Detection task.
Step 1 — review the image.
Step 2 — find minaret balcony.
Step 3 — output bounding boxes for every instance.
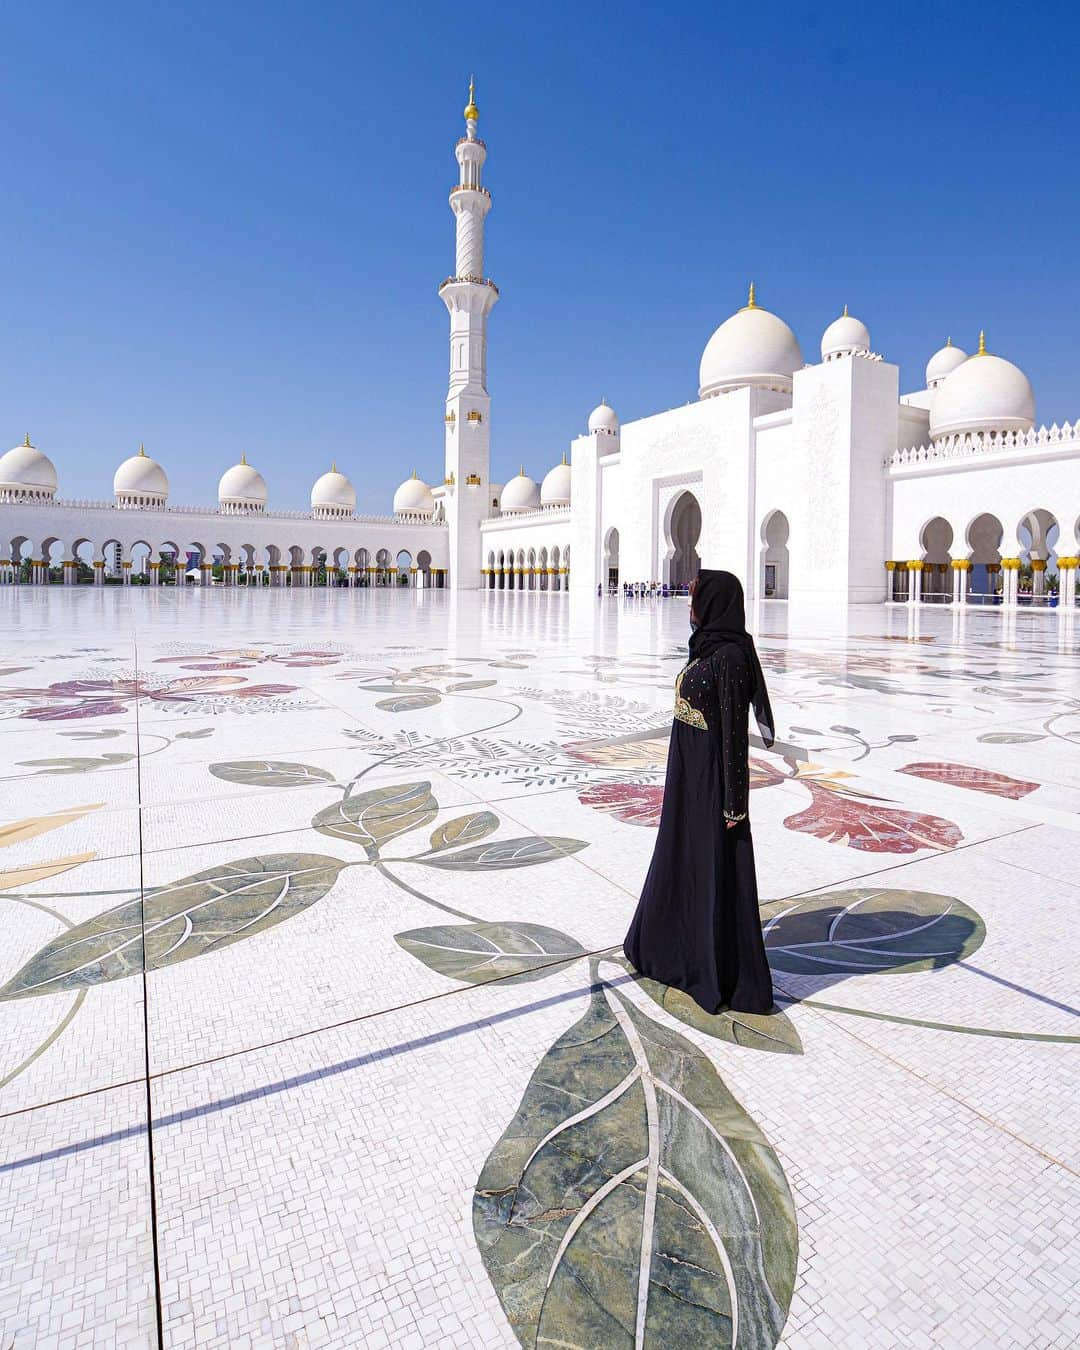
[456,136,487,150]
[438,274,499,296]
[450,183,490,200]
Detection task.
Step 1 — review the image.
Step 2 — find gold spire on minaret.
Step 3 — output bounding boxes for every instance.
[464,75,479,121]
[977,329,987,356]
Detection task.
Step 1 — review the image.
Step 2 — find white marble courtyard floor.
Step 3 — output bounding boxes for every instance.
[0,587,1077,1349]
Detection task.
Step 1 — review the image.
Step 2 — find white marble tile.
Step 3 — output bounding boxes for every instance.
[0,1084,157,1348]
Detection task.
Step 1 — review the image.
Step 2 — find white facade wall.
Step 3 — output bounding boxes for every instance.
[887,438,1080,559]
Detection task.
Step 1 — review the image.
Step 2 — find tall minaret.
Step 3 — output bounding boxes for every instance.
[440,76,498,589]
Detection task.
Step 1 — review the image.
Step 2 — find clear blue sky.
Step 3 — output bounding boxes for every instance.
[4,1,1077,511]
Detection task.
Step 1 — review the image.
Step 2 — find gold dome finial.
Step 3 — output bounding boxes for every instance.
[561,451,567,465]
[138,442,146,456]
[843,303,849,317]
[946,335,952,347]
[977,329,987,356]
[412,467,418,479]
[240,451,247,465]
[464,75,479,121]
[331,460,337,473]
[746,281,757,309]
[24,432,31,447]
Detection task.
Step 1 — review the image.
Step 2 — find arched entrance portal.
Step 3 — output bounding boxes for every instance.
[966,513,1003,605]
[920,517,953,603]
[666,491,701,590]
[760,510,790,599]
[603,527,619,592]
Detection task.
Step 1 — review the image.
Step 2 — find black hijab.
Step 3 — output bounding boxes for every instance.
[687,569,775,747]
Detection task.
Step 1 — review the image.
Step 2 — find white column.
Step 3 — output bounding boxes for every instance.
[908,562,922,605]
[1001,560,1020,606]
[1058,559,1077,608]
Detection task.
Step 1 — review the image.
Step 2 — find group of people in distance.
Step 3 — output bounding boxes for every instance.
[597,580,691,598]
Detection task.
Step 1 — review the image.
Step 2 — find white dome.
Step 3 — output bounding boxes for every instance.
[0,436,57,500]
[393,471,435,516]
[821,308,870,361]
[540,455,571,507]
[699,286,803,398]
[113,445,168,503]
[311,465,356,516]
[929,335,1035,440]
[218,455,268,512]
[588,400,619,436]
[925,338,969,389]
[499,467,541,514]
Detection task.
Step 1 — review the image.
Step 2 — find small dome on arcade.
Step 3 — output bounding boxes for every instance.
[393,470,435,517]
[540,453,571,507]
[925,337,969,389]
[311,463,356,517]
[218,453,268,514]
[929,331,1035,440]
[0,434,58,502]
[699,283,803,398]
[820,305,870,361]
[588,399,620,436]
[114,444,168,505]
[499,466,541,514]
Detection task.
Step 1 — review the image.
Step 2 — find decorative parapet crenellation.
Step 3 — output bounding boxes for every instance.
[886,421,1080,473]
[480,505,571,530]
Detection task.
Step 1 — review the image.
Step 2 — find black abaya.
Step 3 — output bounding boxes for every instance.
[623,641,775,1015]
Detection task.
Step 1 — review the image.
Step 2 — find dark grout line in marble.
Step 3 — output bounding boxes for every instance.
[0,816,1058,1130]
[784,822,1042,900]
[0,946,625,1125]
[774,981,1080,1178]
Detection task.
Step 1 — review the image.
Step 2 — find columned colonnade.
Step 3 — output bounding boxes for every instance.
[884,503,1080,609]
[0,524,449,589]
[482,544,571,591]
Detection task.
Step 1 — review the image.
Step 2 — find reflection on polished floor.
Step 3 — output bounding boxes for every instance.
[1,587,1078,1349]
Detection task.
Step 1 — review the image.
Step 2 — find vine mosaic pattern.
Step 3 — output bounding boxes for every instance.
[2,597,1078,1347]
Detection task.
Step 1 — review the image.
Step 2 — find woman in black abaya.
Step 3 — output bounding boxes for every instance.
[623,569,776,1014]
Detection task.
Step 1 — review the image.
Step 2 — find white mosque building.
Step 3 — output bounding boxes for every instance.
[1,83,1077,607]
